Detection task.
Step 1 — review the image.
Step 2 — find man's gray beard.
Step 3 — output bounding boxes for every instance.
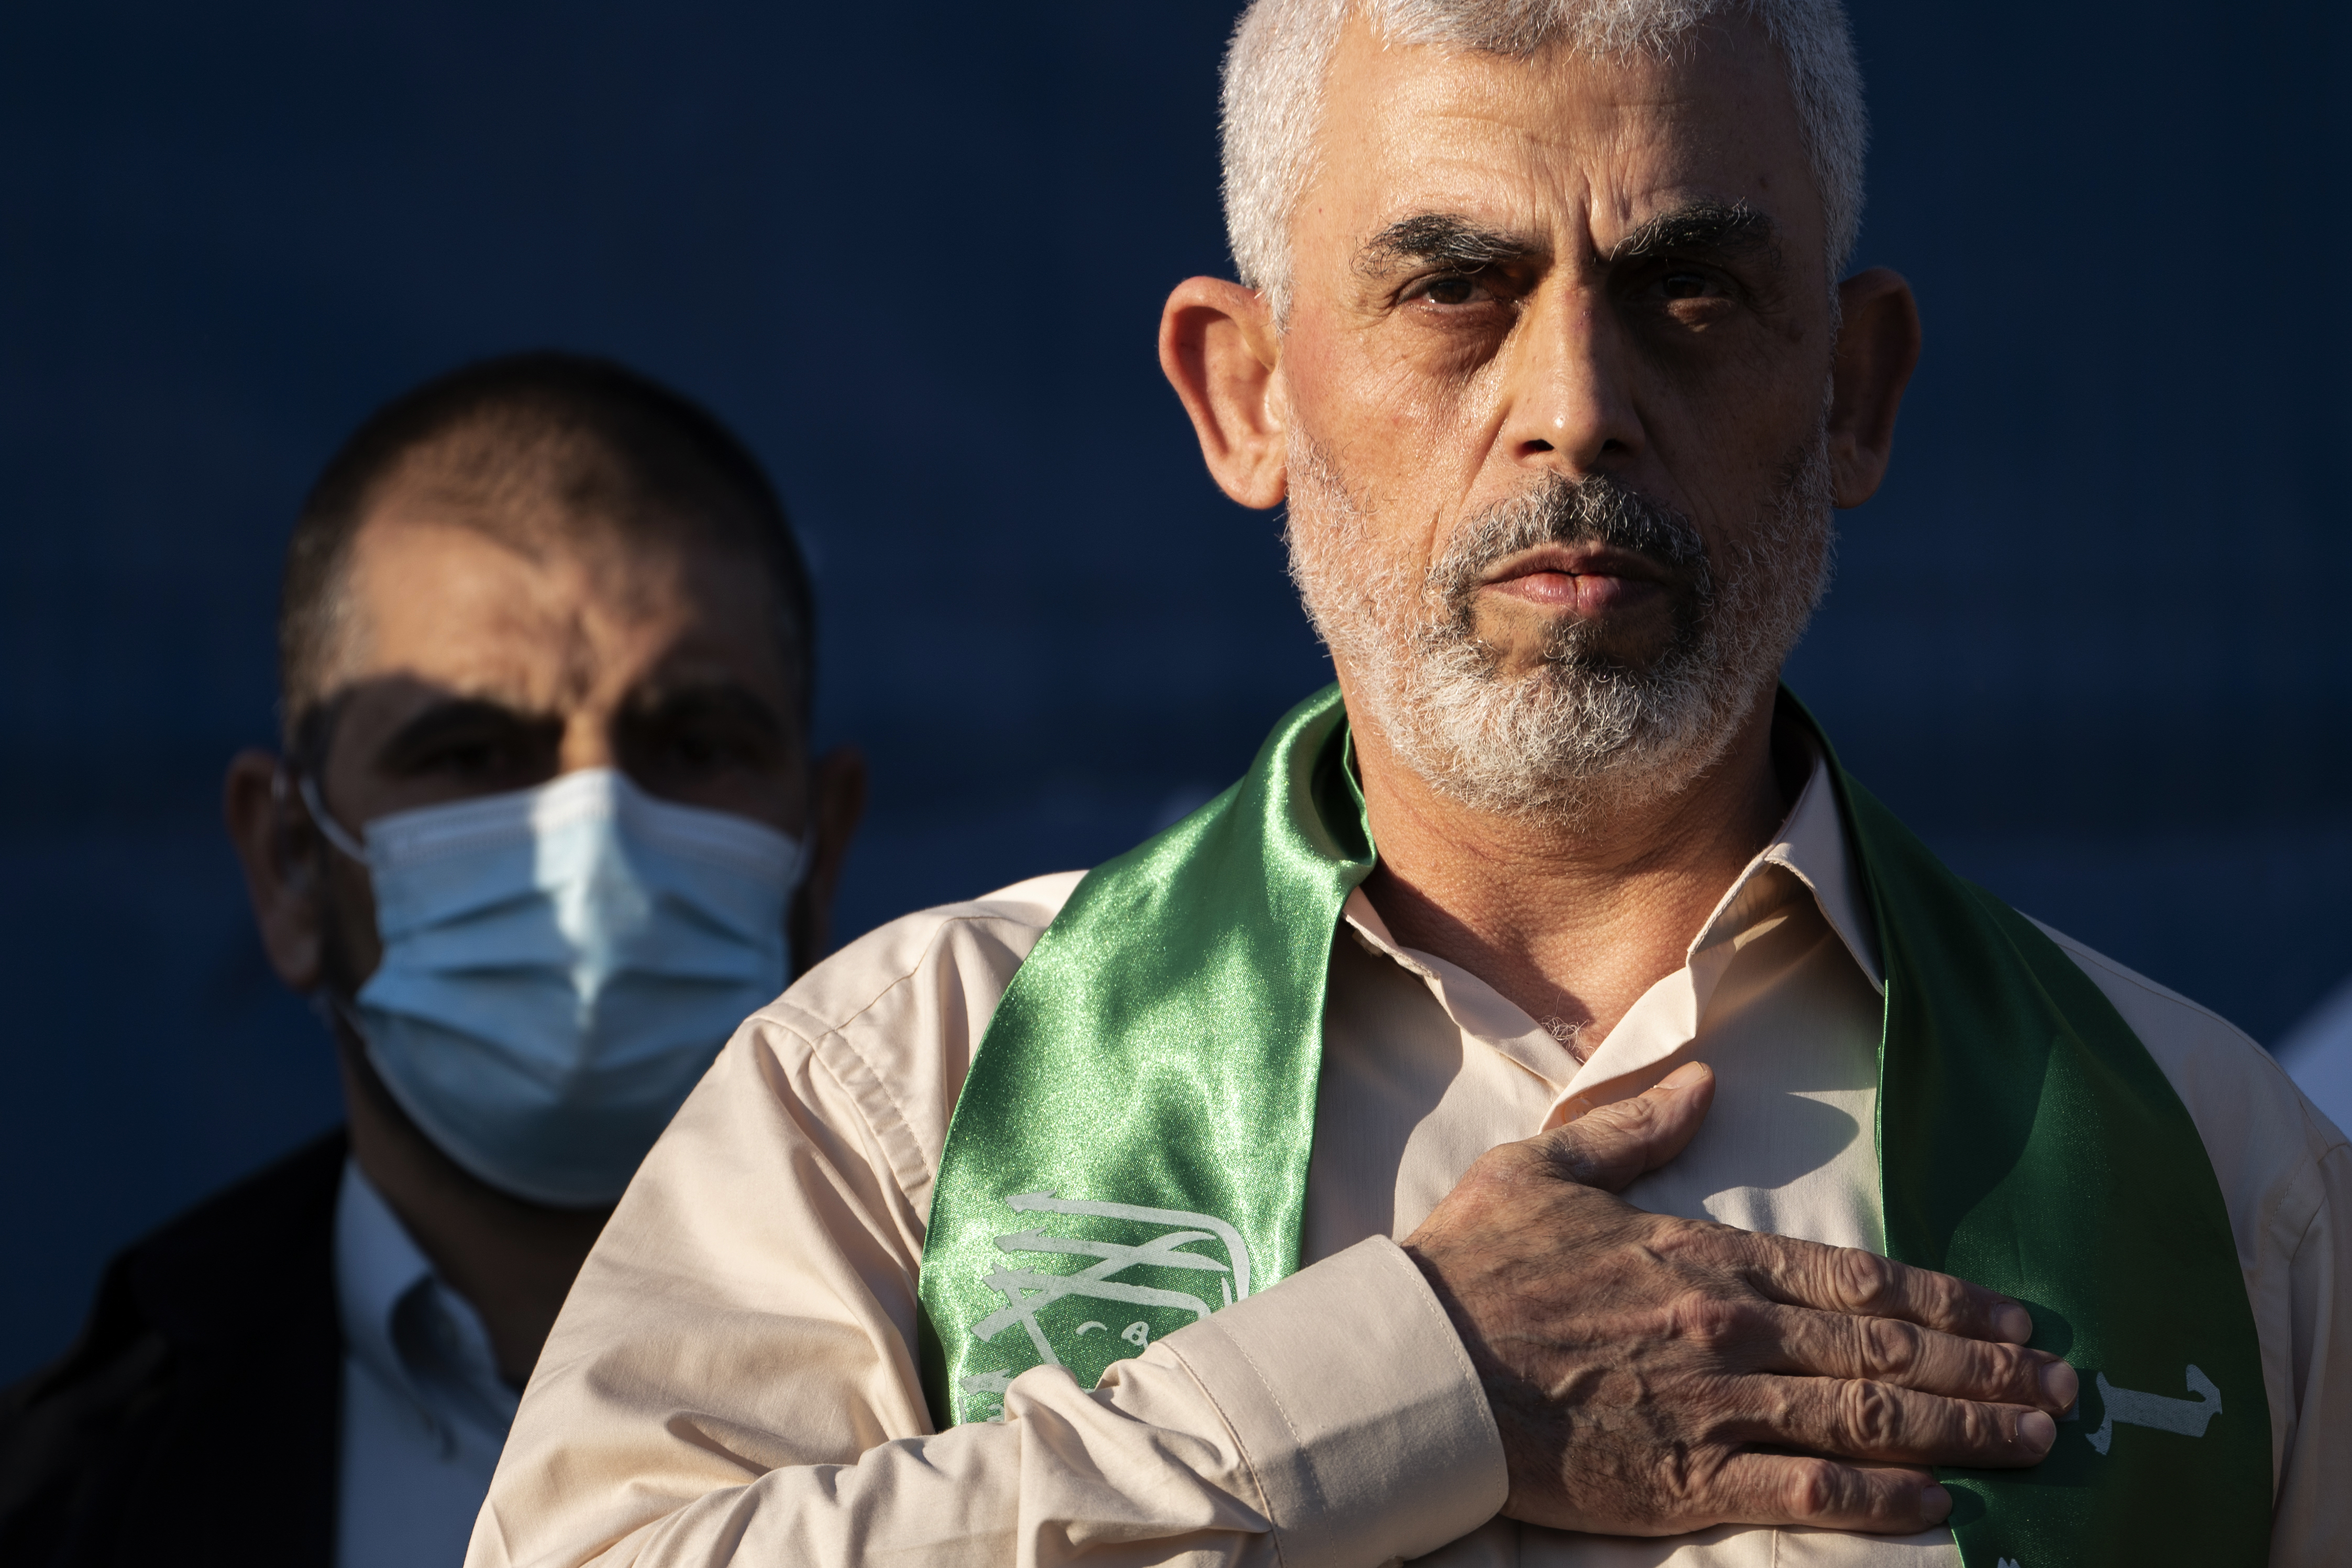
[1285,434,1836,821]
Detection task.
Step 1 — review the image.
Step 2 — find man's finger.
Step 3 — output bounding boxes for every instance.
[1734,1375,2057,1469]
[1706,1454,1950,1534]
[1752,1302,2078,1411]
[1735,1231,2036,1345]
[1538,1062,1716,1192]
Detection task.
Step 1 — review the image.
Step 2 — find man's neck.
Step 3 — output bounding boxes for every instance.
[1352,681,1791,1056]
[332,1037,609,1385]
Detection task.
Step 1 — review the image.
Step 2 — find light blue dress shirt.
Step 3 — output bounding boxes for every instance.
[333,1161,518,1568]
[2276,977,2352,1139]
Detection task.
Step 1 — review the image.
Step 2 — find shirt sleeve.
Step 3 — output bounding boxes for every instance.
[465,904,1505,1568]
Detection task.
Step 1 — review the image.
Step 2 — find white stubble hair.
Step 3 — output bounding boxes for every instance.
[1284,425,1838,820]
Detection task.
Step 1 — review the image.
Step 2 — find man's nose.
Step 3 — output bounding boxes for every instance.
[1496,284,1642,478]
[557,713,620,775]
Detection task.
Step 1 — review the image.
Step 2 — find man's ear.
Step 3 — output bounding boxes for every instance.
[1827,267,1923,509]
[223,748,325,991]
[1160,277,1288,510]
[788,743,868,975]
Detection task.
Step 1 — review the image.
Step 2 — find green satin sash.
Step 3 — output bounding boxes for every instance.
[917,684,2270,1566]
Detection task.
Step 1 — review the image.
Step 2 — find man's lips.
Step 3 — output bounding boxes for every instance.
[1479,544,1671,616]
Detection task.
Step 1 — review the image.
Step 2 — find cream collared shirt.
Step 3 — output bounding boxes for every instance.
[470,756,2351,1568]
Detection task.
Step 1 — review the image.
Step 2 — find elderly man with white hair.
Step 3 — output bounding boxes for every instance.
[470,3,2350,1565]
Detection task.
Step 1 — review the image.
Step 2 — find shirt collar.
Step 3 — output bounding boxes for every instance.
[1339,735,1883,1100]
[1705,735,1882,994]
[334,1159,518,1449]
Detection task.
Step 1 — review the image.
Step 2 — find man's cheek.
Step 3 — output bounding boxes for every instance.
[1668,460,1787,562]
[1298,313,1474,425]
[1643,380,1805,505]
[1360,362,1496,489]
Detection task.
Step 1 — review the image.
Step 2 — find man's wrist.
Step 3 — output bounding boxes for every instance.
[1155,1236,1507,1568]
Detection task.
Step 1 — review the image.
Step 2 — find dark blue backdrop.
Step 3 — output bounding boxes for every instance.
[4,1,2347,1383]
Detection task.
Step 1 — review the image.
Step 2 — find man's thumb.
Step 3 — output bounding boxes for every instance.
[1541,1062,1716,1192]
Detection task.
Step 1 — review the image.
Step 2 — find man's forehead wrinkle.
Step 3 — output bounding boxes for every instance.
[345,631,588,715]
[1334,54,1782,252]
[340,573,600,720]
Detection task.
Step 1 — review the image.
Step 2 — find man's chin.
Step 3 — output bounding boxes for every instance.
[1466,611,1682,683]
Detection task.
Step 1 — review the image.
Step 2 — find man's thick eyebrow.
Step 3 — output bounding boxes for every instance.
[630,677,789,737]
[1608,200,1779,264]
[376,695,560,764]
[1357,213,1539,278]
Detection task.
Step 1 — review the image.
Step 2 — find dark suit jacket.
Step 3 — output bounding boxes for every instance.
[0,1132,347,1568]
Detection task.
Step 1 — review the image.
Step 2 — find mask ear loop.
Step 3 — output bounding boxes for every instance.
[285,767,370,863]
[281,765,375,1044]
[308,988,371,1045]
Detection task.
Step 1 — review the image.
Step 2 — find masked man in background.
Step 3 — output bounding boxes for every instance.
[470,3,2348,1566]
[0,352,865,1568]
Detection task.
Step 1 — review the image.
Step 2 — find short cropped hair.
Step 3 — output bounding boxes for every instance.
[278,351,815,754]
[1221,0,1868,319]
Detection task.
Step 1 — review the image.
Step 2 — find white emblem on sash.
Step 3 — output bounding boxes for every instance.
[2085,1364,2222,1454]
[957,1192,1250,1414]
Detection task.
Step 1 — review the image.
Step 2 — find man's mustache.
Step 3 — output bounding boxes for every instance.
[1434,474,1711,601]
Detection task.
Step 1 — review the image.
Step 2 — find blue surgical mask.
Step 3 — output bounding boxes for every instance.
[302,767,803,1206]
